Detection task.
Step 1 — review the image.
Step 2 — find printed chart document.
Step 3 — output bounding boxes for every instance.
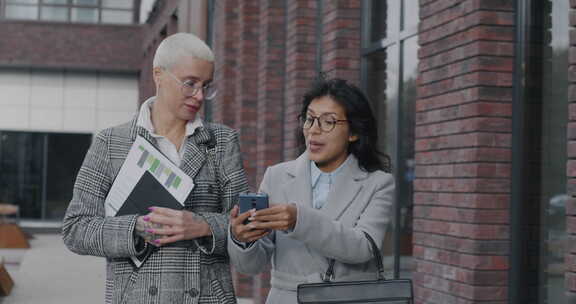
[104,135,195,266]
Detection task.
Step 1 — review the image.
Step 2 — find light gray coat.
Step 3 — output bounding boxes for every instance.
[228,153,394,304]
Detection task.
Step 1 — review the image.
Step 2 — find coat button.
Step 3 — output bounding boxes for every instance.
[149,286,158,296]
[187,288,198,297]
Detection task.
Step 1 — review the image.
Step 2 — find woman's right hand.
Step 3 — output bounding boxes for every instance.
[230,205,270,243]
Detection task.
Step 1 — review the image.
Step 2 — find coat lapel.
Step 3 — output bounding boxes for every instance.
[322,156,367,220]
[179,126,212,180]
[283,153,313,208]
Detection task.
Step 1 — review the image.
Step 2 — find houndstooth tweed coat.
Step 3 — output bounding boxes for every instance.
[62,116,248,304]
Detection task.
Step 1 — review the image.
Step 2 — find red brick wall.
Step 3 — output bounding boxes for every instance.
[256,0,285,182]
[212,0,239,128]
[283,0,319,160]
[211,1,362,303]
[235,0,260,190]
[0,21,141,72]
[567,0,576,301]
[414,0,515,303]
[321,0,361,84]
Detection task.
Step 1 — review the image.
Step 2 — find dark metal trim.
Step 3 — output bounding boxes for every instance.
[393,39,403,280]
[509,0,530,303]
[360,0,371,91]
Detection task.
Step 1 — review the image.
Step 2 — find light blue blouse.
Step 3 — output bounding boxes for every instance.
[310,155,351,209]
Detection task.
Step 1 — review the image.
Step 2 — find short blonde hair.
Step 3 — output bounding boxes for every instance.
[152,33,214,69]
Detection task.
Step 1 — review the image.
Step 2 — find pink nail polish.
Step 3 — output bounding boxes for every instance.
[143,216,150,222]
[148,207,155,211]
[153,239,160,244]
[146,229,154,233]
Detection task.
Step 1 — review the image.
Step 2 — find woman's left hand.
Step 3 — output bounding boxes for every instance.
[248,203,297,231]
[143,207,211,246]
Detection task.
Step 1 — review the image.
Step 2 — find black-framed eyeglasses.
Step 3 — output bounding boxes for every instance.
[299,113,348,133]
[163,68,217,100]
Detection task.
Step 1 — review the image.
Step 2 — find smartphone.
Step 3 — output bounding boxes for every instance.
[238,192,269,215]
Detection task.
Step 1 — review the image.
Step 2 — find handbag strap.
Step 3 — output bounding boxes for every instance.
[322,231,385,282]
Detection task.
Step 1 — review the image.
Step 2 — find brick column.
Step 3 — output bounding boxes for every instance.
[212,0,239,128]
[321,0,361,85]
[256,0,286,183]
[234,0,260,190]
[211,0,250,297]
[566,0,576,301]
[283,0,319,159]
[414,1,515,303]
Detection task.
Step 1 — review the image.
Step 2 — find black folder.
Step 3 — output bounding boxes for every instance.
[116,170,183,216]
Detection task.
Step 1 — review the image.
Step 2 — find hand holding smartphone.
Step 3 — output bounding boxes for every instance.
[238,192,269,214]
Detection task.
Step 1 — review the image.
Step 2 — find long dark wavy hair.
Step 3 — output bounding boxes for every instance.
[297,78,391,173]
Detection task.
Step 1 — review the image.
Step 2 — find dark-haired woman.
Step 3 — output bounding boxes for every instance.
[228,78,395,304]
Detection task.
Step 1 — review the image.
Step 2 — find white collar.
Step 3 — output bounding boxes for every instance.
[137,97,203,138]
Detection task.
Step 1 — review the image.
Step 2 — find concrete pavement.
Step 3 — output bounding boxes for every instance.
[0,233,253,304]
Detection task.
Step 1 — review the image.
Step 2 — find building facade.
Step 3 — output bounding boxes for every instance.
[200,0,572,303]
[0,0,142,224]
[0,0,573,303]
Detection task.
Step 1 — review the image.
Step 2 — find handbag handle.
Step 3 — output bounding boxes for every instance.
[322,231,385,282]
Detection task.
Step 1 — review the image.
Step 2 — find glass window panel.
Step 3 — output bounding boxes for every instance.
[71,7,98,23]
[102,0,133,9]
[43,0,68,4]
[370,0,398,42]
[101,9,132,24]
[45,133,91,220]
[0,132,44,219]
[5,4,38,20]
[539,1,569,303]
[6,0,38,4]
[402,0,419,31]
[399,35,419,277]
[365,46,399,278]
[40,6,68,21]
[73,0,98,5]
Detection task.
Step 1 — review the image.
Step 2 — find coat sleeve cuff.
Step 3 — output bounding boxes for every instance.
[194,212,227,255]
[101,214,141,257]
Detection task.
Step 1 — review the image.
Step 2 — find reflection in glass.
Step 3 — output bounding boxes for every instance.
[43,0,68,4]
[6,0,38,4]
[370,0,388,42]
[101,9,132,24]
[40,6,68,21]
[0,132,44,219]
[45,134,91,220]
[398,35,418,275]
[71,8,98,23]
[538,0,568,303]
[402,0,419,31]
[365,46,398,278]
[102,0,133,9]
[73,0,99,5]
[5,4,38,20]
[0,132,91,220]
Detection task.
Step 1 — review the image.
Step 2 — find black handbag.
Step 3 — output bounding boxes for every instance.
[297,232,414,304]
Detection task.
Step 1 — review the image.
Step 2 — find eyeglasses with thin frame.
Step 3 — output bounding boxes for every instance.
[300,113,348,133]
[163,68,217,100]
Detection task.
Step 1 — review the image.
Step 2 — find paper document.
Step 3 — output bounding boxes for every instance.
[103,136,195,267]
[105,135,194,217]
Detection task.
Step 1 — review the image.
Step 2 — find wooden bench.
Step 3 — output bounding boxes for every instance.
[0,204,29,249]
[0,256,14,296]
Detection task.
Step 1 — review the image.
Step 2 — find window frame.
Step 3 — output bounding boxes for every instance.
[361,0,419,279]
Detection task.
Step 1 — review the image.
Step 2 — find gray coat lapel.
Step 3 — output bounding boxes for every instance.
[283,153,313,208]
[322,156,367,220]
[180,126,212,180]
[128,115,158,148]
